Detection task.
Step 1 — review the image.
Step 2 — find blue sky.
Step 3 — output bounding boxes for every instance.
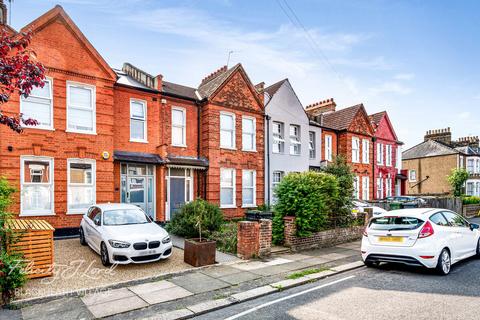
[10,0,480,148]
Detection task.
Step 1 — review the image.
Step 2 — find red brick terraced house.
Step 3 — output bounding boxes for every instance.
[306,103,375,201]
[369,111,405,199]
[0,5,264,233]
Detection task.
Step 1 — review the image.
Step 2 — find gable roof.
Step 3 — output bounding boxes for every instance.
[402,139,460,160]
[369,111,386,126]
[369,111,399,142]
[320,104,364,131]
[20,5,117,80]
[197,64,240,99]
[455,146,480,156]
[264,78,287,98]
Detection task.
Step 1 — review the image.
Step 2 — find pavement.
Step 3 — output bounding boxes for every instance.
[3,241,363,320]
[171,234,240,263]
[197,255,480,320]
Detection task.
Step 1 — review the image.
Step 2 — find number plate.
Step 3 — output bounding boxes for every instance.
[140,249,157,255]
[378,236,404,243]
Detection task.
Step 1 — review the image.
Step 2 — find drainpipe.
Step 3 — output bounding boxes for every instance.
[372,137,377,200]
[265,114,271,207]
[196,101,205,199]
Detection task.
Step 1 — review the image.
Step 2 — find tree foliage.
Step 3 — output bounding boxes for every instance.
[447,168,469,197]
[0,29,46,133]
[272,171,339,244]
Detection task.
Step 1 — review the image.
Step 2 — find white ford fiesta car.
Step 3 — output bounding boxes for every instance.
[80,203,173,266]
[361,208,480,275]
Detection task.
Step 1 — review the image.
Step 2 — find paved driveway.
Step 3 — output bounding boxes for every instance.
[18,238,191,300]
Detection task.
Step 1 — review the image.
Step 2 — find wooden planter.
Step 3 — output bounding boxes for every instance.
[6,220,55,279]
[184,238,216,267]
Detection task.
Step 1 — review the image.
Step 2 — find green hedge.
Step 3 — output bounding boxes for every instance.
[462,196,480,205]
[272,171,339,244]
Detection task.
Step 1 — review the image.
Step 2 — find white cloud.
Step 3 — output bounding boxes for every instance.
[393,73,415,80]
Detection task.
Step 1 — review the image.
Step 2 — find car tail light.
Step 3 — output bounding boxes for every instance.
[419,255,434,259]
[418,221,434,238]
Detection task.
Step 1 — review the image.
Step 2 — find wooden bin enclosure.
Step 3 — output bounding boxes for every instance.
[6,220,55,279]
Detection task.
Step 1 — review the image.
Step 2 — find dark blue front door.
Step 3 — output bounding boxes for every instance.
[170,177,185,220]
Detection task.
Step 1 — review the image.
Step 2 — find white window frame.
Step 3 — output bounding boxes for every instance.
[20,156,55,216]
[130,99,148,143]
[386,145,392,166]
[362,139,369,164]
[409,169,417,182]
[377,143,384,165]
[362,176,370,201]
[242,170,256,207]
[352,137,360,163]
[220,168,236,208]
[20,77,54,130]
[66,81,96,134]
[467,158,475,174]
[171,106,186,147]
[467,182,475,196]
[309,131,316,159]
[289,124,301,156]
[353,176,360,199]
[67,158,96,214]
[220,112,236,149]
[377,176,384,199]
[242,116,256,152]
[386,176,392,197]
[325,135,333,161]
[272,121,285,154]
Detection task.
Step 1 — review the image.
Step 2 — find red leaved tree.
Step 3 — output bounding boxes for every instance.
[0,29,46,133]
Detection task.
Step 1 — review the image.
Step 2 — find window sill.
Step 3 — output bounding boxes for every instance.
[289,153,301,157]
[66,211,86,215]
[220,147,237,151]
[66,130,97,135]
[220,205,237,209]
[24,126,55,131]
[242,205,257,208]
[242,149,257,153]
[172,144,187,148]
[20,212,55,217]
[130,139,149,144]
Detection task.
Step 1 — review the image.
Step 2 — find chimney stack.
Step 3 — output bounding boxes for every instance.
[424,127,452,145]
[305,98,336,117]
[0,0,7,25]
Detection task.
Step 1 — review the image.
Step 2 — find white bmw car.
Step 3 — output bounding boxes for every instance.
[361,208,480,275]
[80,203,173,266]
[352,200,387,216]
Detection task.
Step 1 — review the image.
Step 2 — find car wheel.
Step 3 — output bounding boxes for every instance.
[101,242,112,267]
[364,260,379,268]
[436,248,451,275]
[476,239,480,258]
[79,228,87,246]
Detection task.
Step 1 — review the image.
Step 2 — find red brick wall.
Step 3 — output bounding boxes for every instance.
[237,219,271,259]
[321,128,338,162]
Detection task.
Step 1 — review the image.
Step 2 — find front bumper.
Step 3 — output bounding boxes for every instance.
[361,237,438,268]
[108,241,173,264]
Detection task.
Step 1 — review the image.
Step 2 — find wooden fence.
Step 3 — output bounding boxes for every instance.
[369,197,464,215]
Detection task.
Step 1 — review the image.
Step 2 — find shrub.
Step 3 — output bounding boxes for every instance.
[447,168,469,197]
[462,196,480,205]
[166,198,223,240]
[210,222,238,254]
[272,171,339,244]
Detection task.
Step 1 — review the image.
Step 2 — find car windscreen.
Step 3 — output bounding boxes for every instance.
[369,216,424,231]
[103,209,151,226]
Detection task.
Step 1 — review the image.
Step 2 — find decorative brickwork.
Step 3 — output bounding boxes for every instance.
[283,216,363,251]
[237,219,272,259]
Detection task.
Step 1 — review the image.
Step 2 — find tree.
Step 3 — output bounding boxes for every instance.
[447,168,469,197]
[0,29,46,133]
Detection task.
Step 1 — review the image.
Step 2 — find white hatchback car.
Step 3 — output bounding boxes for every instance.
[80,203,173,266]
[361,208,480,275]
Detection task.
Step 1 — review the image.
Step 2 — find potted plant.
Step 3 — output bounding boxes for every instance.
[166,199,223,267]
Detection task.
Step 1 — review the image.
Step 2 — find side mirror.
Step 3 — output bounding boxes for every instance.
[94,219,101,226]
[469,223,479,231]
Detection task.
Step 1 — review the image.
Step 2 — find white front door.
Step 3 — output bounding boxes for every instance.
[120,163,155,220]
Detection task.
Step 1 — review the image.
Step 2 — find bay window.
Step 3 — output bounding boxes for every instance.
[272,121,284,153]
[172,107,186,146]
[21,156,54,216]
[289,125,301,155]
[220,168,236,208]
[220,112,235,149]
[242,116,256,151]
[67,82,95,133]
[20,78,53,130]
[242,170,256,207]
[68,159,96,213]
[130,99,147,142]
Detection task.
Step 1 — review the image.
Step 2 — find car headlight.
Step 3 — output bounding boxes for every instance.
[162,236,171,244]
[108,240,130,248]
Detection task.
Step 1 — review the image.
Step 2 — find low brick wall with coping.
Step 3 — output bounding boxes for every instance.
[283,216,364,252]
[237,219,272,259]
[463,204,480,218]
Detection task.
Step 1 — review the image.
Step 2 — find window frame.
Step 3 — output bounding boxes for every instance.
[242,116,256,152]
[242,170,256,208]
[409,169,417,182]
[309,131,316,159]
[362,176,370,201]
[129,98,148,143]
[66,81,96,134]
[220,168,236,208]
[67,158,96,214]
[377,143,384,165]
[272,171,284,203]
[20,77,54,131]
[289,124,301,156]
[325,135,333,161]
[362,139,370,164]
[20,156,55,216]
[171,106,186,147]
[220,112,236,150]
[272,121,285,154]
[352,137,360,163]
[353,176,360,199]
[386,145,392,166]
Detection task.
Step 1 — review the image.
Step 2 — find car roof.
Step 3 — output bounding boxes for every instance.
[375,208,443,218]
[91,203,141,211]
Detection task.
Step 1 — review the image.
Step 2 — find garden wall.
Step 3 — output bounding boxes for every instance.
[237,219,272,259]
[463,204,480,218]
[283,216,364,251]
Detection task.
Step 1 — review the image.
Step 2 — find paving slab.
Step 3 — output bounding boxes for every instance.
[138,285,193,305]
[264,257,293,266]
[231,260,268,271]
[87,295,148,318]
[0,309,22,320]
[128,280,177,296]
[274,253,312,261]
[187,298,234,313]
[277,261,315,272]
[219,271,261,285]
[170,272,230,294]
[231,285,277,301]
[22,297,93,320]
[270,277,308,289]
[318,252,350,261]
[140,308,194,320]
[331,260,365,272]
[301,257,330,266]
[81,287,135,306]
[200,265,242,278]
[248,264,291,276]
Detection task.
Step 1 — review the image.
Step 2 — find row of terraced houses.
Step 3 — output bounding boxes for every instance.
[0,4,406,234]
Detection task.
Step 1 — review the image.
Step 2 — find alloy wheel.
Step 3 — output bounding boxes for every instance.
[441,250,451,274]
